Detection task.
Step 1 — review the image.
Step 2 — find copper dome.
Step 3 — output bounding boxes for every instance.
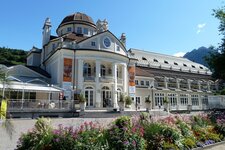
[59,12,96,28]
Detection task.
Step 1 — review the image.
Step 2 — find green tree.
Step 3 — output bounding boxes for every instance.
[206,6,225,80]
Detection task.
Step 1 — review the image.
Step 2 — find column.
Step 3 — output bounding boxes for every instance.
[122,64,127,94]
[95,60,101,108]
[112,63,118,108]
[207,81,211,92]
[164,77,168,89]
[77,59,84,90]
[187,79,191,90]
[199,94,202,110]
[176,78,180,89]
[176,93,180,110]
[198,80,201,91]
[152,89,155,109]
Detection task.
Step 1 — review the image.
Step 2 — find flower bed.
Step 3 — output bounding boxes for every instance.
[16,112,225,150]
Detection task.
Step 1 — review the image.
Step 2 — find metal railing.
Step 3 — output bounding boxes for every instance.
[100,76,114,83]
[7,99,75,110]
[84,76,95,82]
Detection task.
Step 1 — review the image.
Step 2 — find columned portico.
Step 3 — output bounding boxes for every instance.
[112,62,118,108]
[95,60,101,108]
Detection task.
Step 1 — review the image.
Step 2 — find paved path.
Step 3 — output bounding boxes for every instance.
[204,143,225,150]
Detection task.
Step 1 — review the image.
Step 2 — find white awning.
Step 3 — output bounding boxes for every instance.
[0,83,61,92]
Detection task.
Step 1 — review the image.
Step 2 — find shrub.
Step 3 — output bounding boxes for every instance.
[163,141,179,150]
[78,94,86,103]
[207,133,221,142]
[17,118,53,150]
[125,96,132,106]
[176,120,195,139]
[107,116,146,150]
[143,123,165,149]
[119,93,125,102]
[182,137,196,149]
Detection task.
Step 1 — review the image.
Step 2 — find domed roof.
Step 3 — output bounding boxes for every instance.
[59,12,96,28]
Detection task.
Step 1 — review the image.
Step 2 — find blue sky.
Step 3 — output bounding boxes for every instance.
[0,0,224,56]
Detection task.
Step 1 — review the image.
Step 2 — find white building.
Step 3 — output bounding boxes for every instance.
[7,12,218,111]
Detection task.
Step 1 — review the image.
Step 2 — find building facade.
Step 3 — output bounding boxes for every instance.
[25,12,216,111]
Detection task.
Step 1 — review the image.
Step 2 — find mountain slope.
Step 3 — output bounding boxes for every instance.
[183,46,214,67]
[0,47,28,66]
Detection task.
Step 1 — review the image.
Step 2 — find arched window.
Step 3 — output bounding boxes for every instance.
[101,65,106,76]
[83,63,91,77]
[102,86,110,90]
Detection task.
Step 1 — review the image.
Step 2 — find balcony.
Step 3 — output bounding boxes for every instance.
[84,76,95,82]
[154,81,165,88]
[100,76,114,83]
[168,82,177,89]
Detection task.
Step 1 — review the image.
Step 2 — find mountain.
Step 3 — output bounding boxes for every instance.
[183,46,215,67]
[0,47,28,66]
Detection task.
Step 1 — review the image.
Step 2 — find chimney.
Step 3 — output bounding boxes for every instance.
[120,33,126,47]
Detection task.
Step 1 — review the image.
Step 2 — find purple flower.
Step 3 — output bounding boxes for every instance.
[132,140,136,146]
[123,141,129,145]
[54,138,60,143]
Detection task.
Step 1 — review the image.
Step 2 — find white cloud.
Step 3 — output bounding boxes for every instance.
[173,52,186,57]
[197,23,206,34]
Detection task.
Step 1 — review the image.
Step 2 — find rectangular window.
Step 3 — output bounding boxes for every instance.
[146,81,150,86]
[91,41,95,46]
[140,81,144,86]
[154,93,164,106]
[202,95,208,105]
[180,94,188,106]
[131,97,135,101]
[191,94,199,106]
[67,27,72,32]
[136,97,141,105]
[135,80,139,85]
[77,27,82,34]
[84,28,88,34]
[168,93,177,106]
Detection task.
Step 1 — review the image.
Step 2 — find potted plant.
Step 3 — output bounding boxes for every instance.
[118,93,125,111]
[125,95,132,108]
[145,95,151,111]
[78,93,86,111]
[163,96,169,112]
